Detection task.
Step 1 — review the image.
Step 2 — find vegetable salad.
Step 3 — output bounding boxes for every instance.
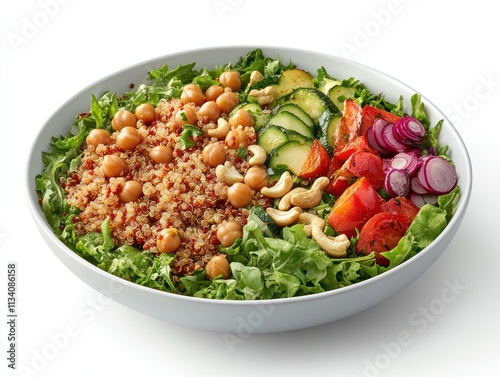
[36,49,460,300]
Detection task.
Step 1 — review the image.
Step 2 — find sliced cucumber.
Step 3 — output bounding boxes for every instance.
[319,114,342,153]
[273,103,315,129]
[267,111,315,139]
[272,69,315,100]
[276,88,340,125]
[328,85,356,112]
[269,140,313,176]
[240,102,270,131]
[318,78,341,95]
[286,129,312,144]
[257,125,289,154]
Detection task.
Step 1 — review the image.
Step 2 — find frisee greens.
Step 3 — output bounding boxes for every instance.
[36,49,460,300]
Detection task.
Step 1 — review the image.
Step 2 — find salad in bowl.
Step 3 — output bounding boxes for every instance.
[28,47,472,332]
[35,48,461,301]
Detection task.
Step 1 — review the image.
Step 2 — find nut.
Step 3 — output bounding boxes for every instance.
[266,207,303,227]
[247,144,267,166]
[290,176,330,209]
[249,86,275,106]
[260,171,294,198]
[207,118,231,139]
[311,226,350,258]
[249,70,264,86]
[278,187,307,211]
[215,161,243,185]
[297,212,326,237]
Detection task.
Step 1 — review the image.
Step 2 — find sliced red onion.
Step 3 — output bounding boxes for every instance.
[409,193,426,208]
[367,118,391,153]
[410,176,429,195]
[422,194,438,205]
[416,156,457,195]
[392,116,426,145]
[384,168,411,197]
[382,123,408,153]
[366,126,387,154]
[389,152,419,176]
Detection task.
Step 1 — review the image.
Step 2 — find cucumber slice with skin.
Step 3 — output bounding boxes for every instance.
[273,103,315,129]
[266,111,315,139]
[257,125,289,154]
[276,87,340,125]
[240,102,270,131]
[286,129,312,144]
[269,140,313,176]
[328,85,356,112]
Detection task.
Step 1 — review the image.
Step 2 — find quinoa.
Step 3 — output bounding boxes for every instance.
[63,97,270,281]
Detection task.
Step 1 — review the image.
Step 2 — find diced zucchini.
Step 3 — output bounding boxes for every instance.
[273,103,315,129]
[328,85,356,112]
[268,140,313,176]
[276,87,339,125]
[240,102,270,132]
[257,125,289,154]
[267,111,315,139]
[272,69,315,100]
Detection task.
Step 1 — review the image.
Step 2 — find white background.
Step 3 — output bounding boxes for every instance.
[1,0,499,376]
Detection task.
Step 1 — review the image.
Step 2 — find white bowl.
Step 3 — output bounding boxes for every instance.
[26,46,472,333]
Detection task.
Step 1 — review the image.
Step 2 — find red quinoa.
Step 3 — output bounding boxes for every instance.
[65,97,268,282]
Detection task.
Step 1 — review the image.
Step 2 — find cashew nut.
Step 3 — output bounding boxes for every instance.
[249,86,275,106]
[215,161,243,185]
[266,207,303,227]
[249,70,264,87]
[278,187,307,211]
[290,176,330,209]
[260,171,293,198]
[297,212,326,237]
[207,118,231,139]
[247,144,267,166]
[311,226,350,258]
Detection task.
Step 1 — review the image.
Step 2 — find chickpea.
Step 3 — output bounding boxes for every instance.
[102,155,127,178]
[225,129,248,149]
[116,126,141,151]
[118,180,143,203]
[180,84,205,106]
[219,71,242,92]
[227,182,253,208]
[216,221,243,247]
[205,254,231,280]
[112,109,137,131]
[149,145,173,164]
[175,105,197,126]
[229,108,255,128]
[135,103,156,125]
[202,142,226,168]
[86,129,111,147]
[205,85,224,101]
[244,166,269,191]
[156,228,182,254]
[198,101,220,123]
[216,91,239,114]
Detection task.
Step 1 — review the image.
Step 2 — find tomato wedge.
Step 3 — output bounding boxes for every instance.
[347,151,385,190]
[328,177,383,238]
[299,139,330,179]
[380,196,420,223]
[334,135,379,162]
[360,105,402,137]
[326,150,385,196]
[334,99,363,153]
[356,212,412,266]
